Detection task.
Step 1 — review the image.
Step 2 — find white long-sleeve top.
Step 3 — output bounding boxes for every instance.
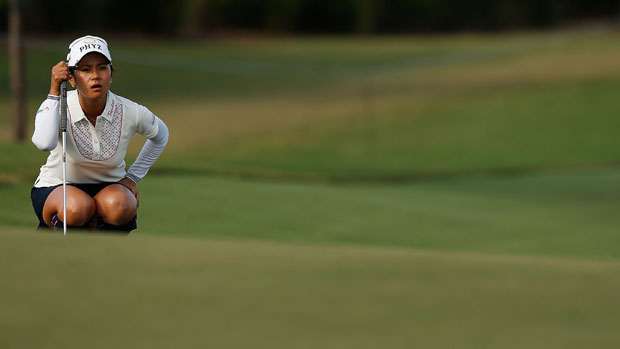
[32,90,168,187]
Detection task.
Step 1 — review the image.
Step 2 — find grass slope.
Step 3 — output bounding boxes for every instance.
[139,170,620,260]
[3,169,620,260]
[1,230,619,349]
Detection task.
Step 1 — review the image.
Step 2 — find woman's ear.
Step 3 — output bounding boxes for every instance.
[69,75,75,88]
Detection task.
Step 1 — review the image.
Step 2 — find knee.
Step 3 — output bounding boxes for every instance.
[96,188,137,226]
[64,196,96,226]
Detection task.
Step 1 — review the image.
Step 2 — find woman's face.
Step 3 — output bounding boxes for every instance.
[69,52,112,101]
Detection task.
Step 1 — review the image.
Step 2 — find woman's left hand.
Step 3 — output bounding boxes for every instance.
[118,177,140,207]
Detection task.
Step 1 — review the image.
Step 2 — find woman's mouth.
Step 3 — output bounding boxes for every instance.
[91,84,102,91]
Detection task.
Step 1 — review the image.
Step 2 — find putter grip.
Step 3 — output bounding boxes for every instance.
[60,81,68,132]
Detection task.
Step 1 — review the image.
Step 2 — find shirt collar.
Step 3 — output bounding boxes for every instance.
[100,92,115,121]
[67,90,114,124]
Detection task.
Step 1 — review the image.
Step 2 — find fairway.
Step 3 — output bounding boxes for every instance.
[3,31,620,180]
[2,30,620,347]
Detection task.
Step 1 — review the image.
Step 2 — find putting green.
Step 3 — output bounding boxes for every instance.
[1,230,619,349]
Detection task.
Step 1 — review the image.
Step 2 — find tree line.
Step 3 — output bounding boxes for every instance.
[4,0,620,35]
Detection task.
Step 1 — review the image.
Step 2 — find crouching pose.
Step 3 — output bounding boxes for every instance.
[30,35,169,232]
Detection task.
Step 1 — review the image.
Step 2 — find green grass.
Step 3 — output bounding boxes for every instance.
[167,79,620,179]
[4,31,620,179]
[144,171,620,260]
[1,230,620,349]
[3,169,620,260]
[2,30,620,347]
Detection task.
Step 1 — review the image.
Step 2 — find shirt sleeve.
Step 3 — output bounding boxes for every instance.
[31,95,60,151]
[135,104,159,139]
[126,117,169,184]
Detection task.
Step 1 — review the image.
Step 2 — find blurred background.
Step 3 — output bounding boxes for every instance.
[2,1,620,348]
[4,0,620,34]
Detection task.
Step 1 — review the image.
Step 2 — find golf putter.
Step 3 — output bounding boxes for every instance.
[60,80,68,235]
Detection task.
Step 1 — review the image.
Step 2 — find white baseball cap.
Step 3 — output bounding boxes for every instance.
[67,35,112,67]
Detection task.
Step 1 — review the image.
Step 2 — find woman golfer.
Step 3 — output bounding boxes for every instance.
[30,35,169,232]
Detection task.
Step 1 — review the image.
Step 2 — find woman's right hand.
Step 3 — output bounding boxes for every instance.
[49,61,70,96]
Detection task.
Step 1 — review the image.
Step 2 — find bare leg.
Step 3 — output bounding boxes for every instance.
[94,184,137,226]
[42,186,96,227]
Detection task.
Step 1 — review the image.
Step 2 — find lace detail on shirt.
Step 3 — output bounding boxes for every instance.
[72,119,95,159]
[71,101,123,161]
[99,102,123,160]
